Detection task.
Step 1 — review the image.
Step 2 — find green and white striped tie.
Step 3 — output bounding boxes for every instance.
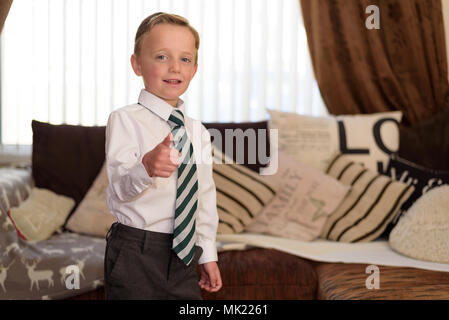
[168,109,198,266]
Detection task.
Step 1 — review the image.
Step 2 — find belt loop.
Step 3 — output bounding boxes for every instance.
[106,222,118,242]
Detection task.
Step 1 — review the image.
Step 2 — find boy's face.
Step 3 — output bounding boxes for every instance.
[131,24,198,107]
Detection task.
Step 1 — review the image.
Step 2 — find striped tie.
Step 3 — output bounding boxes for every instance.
[168,109,198,266]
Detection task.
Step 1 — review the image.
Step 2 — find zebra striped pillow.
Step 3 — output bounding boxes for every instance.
[320,154,415,242]
[212,149,277,234]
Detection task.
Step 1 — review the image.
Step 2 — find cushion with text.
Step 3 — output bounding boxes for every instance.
[246,151,350,241]
[268,109,402,173]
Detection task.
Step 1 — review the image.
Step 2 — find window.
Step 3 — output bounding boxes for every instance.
[1,0,326,145]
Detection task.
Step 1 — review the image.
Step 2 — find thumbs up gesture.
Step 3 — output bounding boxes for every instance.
[142,133,180,178]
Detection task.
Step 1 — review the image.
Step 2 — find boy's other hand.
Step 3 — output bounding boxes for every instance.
[199,261,222,293]
[142,133,180,177]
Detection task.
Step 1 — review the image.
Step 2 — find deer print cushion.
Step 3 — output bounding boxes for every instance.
[0,168,106,299]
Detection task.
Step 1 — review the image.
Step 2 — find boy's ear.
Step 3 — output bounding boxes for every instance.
[131,54,142,76]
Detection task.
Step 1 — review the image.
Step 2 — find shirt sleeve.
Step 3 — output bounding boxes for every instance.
[195,124,219,264]
[105,110,152,202]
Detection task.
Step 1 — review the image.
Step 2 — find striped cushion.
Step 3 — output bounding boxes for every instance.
[320,154,414,242]
[212,149,277,234]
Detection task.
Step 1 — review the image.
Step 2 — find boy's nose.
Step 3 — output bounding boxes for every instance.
[169,60,180,72]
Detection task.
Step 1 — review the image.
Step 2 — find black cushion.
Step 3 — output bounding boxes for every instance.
[32,120,106,209]
[382,154,449,236]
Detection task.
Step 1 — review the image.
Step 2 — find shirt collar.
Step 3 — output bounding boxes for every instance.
[138,89,186,121]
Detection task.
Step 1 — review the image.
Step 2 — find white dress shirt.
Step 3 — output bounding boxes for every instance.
[105,89,218,264]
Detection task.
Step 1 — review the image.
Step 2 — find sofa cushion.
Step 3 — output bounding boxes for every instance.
[383,154,449,234]
[320,154,414,242]
[313,262,449,300]
[389,185,449,264]
[399,107,449,171]
[268,109,402,173]
[245,151,349,241]
[201,248,317,300]
[31,120,106,223]
[8,188,75,241]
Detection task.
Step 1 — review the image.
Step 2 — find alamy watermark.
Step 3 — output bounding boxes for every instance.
[173,123,279,175]
[365,5,380,30]
[65,265,80,290]
[365,265,380,290]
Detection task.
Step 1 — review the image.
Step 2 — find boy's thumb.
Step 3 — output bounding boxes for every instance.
[162,133,172,146]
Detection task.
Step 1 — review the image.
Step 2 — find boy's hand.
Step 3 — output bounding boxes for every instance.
[198,261,222,293]
[142,133,180,178]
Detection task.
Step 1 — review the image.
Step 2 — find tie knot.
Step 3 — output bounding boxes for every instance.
[168,109,185,129]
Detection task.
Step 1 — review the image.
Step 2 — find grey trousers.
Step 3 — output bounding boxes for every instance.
[104,222,203,300]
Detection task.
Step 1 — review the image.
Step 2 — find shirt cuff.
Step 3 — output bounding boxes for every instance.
[111,160,153,201]
[197,239,218,264]
[131,160,153,191]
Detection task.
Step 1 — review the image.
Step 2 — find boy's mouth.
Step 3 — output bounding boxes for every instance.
[163,79,182,84]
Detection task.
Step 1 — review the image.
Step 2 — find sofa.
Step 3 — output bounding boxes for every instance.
[1,110,449,300]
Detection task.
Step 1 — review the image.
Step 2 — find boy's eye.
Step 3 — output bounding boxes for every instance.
[157,55,167,60]
[181,57,191,63]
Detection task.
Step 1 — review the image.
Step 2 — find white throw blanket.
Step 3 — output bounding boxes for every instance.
[216,233,449,273]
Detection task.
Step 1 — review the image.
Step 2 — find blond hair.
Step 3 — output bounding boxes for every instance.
[134,12,200,64]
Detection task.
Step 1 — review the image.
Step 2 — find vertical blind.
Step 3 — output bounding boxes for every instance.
[1,0,326,145]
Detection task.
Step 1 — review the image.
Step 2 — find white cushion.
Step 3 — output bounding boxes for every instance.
[389,185,449,263]
[8,188,75,241]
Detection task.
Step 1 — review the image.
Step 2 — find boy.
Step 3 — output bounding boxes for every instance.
[104,12,222,299]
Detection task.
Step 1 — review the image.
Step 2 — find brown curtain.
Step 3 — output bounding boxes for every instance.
[300,0,449,126]
[0,0,13,34]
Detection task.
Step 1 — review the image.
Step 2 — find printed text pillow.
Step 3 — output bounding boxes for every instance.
[268,110,402,173]
[246,151,349,241]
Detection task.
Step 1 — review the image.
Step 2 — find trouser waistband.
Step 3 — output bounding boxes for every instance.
[106,222,173,247]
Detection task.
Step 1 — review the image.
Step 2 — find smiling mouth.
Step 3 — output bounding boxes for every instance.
[163,79,182,84]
